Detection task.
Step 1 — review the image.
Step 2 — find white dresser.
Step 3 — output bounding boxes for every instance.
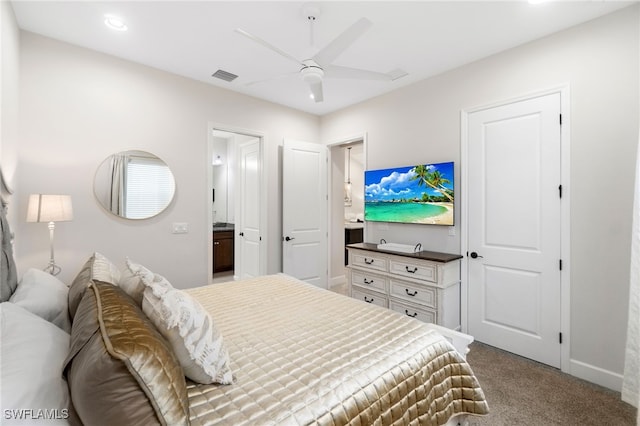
[347,243,462,330]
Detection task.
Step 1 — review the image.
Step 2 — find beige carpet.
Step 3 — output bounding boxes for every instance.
[464,342,637,426]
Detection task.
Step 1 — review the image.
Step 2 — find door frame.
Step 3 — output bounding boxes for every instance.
[460,85,571,372]
[326,133,368,291]
[207,122,268,283]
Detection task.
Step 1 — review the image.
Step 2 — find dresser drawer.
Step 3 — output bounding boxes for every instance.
[351,251,387,272]
[351,288,388,308]
[351,270,387,293]
[389,259,437,282]
[389,300,436,323]
[389,279,437,309]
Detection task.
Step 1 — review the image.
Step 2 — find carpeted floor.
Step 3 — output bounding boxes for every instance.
[464,342,637,426]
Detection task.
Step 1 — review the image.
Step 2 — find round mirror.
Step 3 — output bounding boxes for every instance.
[94,150,176,219]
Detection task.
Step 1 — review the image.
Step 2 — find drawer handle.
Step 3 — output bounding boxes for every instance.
[364,258,374,265]
[405,289,418,297]
[363,278,374,285]
[405,266,418,273]
[364,296,374,303]
[405,310,418,318]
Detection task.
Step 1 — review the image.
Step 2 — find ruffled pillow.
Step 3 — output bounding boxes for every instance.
[118,259,147,305]
[132,262,233,385]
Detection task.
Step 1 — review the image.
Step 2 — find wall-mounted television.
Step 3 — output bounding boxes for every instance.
[364,161,454,226]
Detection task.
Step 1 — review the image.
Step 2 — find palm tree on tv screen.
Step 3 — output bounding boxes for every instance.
[410,165,454,202]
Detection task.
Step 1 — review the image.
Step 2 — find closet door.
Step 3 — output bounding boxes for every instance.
[466,92,562,368]
[282,139,327,288]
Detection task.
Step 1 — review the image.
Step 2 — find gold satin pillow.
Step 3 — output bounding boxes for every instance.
[64,281,190,426]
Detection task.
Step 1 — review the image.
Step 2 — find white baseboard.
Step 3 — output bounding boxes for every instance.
[329,274,346,291]
[569,358,623,392]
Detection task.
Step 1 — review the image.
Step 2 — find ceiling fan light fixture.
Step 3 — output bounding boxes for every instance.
[301,60,324,84]
[302,67,323,84]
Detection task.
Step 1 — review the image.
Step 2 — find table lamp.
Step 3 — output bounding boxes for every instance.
[26,194,73,275]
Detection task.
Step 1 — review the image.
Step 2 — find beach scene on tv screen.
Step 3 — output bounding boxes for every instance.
[365,162,454,225]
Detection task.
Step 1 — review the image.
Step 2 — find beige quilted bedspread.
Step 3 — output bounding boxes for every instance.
[185,274,488,426]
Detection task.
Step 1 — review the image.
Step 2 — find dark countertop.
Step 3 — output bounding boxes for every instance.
[212,223,235,232]
[346,242,462,263]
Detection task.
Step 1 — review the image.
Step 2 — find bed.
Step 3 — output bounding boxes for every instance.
[0,249,488,425]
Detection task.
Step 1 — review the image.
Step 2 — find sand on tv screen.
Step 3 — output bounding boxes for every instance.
[364,161,454,226]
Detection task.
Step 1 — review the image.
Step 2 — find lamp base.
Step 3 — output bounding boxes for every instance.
[44,221,61,276]
[43,261,61,276]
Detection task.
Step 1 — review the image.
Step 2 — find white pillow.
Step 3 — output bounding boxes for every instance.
[0,302,71,425]
[135,264,234,385]
[118,259,146,305]
[9,268,71,333]
[91,252,121,283]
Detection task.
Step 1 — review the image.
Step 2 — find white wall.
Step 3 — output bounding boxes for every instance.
[15,31,320,287]
[321,6,639,388]
[0,0,20,227]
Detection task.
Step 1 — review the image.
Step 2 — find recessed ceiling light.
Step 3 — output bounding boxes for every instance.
[104,15,128,32]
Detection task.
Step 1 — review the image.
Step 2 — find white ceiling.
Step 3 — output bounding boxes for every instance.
[10,1,635,116]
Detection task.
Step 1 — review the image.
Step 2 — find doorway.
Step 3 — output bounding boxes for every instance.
[328,137,365,293]
[208,126,265,284]
[461,88,570,370]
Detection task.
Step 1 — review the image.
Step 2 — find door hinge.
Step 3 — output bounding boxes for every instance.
[559,114,562,125]
[559,332,563,344]
[558,185,562,198]
[559,259,563,270]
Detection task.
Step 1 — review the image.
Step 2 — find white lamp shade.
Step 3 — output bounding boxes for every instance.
[26,194,73,223]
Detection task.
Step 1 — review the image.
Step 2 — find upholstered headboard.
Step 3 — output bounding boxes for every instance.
[1,165,18,301]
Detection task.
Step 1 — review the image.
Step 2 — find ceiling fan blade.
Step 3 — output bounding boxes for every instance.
[309,80,324,103]
[325,65,407,81]
[313,17,372,66]
[236,28,304,67]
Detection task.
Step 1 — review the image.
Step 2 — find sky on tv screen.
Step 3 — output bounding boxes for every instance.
[365,162,454,202]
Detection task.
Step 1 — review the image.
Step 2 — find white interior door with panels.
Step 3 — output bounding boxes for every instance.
[466,92,562,368]
[282,139,328,288]
[236,138,261,279]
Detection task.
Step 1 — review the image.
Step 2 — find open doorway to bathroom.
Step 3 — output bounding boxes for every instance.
[208,127,264,284]
[328,139,365,294]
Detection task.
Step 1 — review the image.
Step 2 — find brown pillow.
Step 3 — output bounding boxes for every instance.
[64,281,190,426]
[67,252,121,320]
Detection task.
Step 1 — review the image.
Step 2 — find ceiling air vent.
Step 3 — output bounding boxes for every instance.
[211,69,238,82]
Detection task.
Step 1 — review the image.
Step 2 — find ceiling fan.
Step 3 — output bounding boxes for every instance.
[235,9,406,103]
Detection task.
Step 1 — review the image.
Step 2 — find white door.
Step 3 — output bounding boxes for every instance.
[283,139,328,288]
[467,92,562,367]
[236,138,261,279]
